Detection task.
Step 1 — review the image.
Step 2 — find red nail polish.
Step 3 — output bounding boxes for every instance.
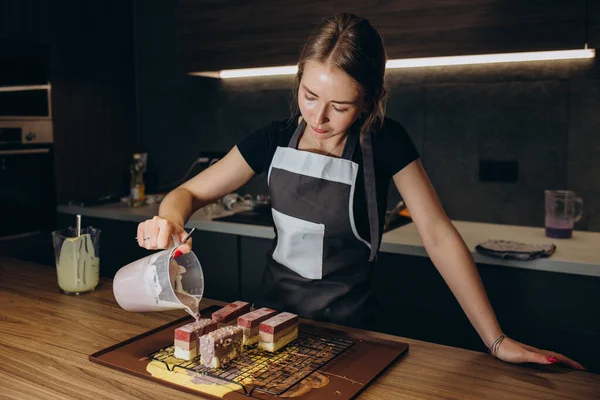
[173,250,183,258]
[547,357,557,363]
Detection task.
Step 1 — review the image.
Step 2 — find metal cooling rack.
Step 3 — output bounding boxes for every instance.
[148,330,354,396]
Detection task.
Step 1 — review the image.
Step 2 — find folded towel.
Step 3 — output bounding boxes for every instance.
[475,239,556,261]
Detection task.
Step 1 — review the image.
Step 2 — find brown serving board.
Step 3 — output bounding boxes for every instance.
[90,305,408,399]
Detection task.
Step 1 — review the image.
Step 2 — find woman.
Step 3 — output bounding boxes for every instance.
[138,13,583,369]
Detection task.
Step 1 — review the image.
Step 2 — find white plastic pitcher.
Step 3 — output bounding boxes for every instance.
[113,239,204,313]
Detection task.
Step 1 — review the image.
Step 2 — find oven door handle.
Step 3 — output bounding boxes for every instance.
[0,148,50,155]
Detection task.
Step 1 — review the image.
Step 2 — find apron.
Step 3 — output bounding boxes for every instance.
[258,119,380,328]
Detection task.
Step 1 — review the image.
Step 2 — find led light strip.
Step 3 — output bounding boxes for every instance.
[190,49,595,79]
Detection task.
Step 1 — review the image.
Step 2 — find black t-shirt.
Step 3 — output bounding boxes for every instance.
[237,116,420,243]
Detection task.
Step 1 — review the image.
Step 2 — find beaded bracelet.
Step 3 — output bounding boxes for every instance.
[488,334,507,357]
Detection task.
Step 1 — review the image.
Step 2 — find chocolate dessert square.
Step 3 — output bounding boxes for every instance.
[200,325,244,368]
[258,312,299,352]
[237,307,277,345]
[173,319,218,360]
[212,301,251,327]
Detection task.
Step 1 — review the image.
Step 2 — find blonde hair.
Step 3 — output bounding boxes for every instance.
[291,13,388,140]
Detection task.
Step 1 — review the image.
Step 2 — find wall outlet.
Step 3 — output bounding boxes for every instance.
[479,160,518,182]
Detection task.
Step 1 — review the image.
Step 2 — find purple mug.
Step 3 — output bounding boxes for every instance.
[544,190,583,238]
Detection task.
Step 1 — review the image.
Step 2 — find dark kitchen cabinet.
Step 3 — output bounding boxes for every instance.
[372,252,482,350]
[0,148,55,237]
[2,0,138,204]
[177,0,587,72]
[193,230,240,302]
[373,252,600,373]
[0,45,48,86]
[239,236,273,305]
[589,0,600,48]
[0,0,49,85]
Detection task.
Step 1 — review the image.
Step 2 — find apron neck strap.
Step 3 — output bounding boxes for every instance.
[361,130,380,262]
[340,125,359,161]
[288,119,305,149]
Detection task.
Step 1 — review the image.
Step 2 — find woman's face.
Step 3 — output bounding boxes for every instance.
[298,60,365,141]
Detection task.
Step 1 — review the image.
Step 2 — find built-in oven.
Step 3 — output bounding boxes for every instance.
[0,116,56,240]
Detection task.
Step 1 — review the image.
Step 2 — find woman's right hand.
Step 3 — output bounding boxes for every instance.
[137,216,193,256]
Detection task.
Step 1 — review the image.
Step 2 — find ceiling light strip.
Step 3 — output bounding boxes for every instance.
[386,49,595,68]
[189,49,595,79]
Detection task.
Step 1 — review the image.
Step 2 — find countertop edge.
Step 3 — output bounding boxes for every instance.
[57,204,277,239]
[57,205,600,278]
[379,241,600,277]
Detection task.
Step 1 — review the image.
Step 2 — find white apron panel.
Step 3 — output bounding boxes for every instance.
[271,208,325,280]
[268,146,358,186]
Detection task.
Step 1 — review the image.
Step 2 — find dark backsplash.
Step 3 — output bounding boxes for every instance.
[135,1,600,232]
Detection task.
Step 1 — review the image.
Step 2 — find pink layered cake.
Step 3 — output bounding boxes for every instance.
[258,312,299,352]
[237,307,277,345]
[212,301,250,327]
[173,319,218,360]
[200,325,243,368]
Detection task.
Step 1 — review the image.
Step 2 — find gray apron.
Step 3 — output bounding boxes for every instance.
[258,119,380,328]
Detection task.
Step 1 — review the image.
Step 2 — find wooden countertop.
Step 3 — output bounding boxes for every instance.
[2,255,598,400]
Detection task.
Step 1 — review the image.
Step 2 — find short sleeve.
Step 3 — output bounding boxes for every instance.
[236,121,281,174]
[375,118,420,177]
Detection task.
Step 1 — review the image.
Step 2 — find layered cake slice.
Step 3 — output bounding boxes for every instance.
[237,307,277,346]
[200,325,243,368]
[174,319,218,360]
[212,301,251,327]
[258,312,299,352]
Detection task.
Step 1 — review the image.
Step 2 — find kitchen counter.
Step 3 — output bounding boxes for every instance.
[58,202,600,278]
[1,255,598,400]
[58,202,274,239]
[381,220,600,277]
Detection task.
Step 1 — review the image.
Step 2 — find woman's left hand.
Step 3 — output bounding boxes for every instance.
[496,337,585,370]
